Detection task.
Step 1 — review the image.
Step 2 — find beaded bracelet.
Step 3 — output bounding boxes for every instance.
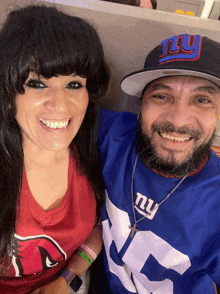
[75,249,93,267]
[79,243,97,261]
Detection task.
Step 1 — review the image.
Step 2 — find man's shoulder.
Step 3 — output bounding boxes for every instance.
[99,108,138,141]
[100,108,138,126]
[208,151,220,169]
[194,151,220,185]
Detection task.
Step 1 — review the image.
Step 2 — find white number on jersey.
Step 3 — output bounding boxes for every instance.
[103,192,191,294]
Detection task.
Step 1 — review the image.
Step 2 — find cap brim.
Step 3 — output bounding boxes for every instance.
[121,69,220,97]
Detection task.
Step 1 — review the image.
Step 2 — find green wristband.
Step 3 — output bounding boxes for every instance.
[75,249,93,266]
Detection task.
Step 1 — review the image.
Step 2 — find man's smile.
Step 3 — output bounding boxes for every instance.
[159,132,192,143]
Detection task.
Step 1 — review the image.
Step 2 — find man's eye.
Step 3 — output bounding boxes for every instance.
[152,95,167,100]
[66,81,83,90]
[26,80,46,89]
[197,98,210,104]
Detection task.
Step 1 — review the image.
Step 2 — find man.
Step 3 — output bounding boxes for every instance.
[98,34,220,293]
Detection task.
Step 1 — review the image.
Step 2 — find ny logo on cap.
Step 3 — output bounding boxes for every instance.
[159,34,202,65]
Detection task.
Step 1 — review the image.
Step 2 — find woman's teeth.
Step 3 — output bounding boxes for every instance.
[40,118,69,129]
[160,132,191,142]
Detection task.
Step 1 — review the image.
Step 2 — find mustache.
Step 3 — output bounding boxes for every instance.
[136,121,213,178]
[152,122,203,141]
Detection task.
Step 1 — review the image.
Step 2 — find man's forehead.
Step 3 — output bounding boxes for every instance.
[145,75,220,93]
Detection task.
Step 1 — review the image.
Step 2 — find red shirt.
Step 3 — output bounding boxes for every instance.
[0,155,96,293]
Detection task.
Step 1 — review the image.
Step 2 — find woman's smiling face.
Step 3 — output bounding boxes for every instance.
[15,72,89,152]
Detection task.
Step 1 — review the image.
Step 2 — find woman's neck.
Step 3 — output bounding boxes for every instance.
[23,141,70,168]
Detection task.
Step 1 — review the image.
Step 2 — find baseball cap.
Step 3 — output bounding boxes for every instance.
[121,34,220,97]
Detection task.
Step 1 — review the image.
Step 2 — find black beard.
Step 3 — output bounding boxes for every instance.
[136,117,214,178]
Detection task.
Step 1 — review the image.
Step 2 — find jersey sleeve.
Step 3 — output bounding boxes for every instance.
[98,108,138,160]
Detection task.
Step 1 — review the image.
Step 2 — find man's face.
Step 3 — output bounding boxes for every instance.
[138,76,220,176]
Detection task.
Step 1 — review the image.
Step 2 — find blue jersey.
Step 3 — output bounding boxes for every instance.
[99,108,220,294]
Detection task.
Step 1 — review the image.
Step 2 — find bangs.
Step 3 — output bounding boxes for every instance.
[1,7,104,95]
[30,18,100,78]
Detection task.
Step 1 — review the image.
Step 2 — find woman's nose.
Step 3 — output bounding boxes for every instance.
[45,89,69,112]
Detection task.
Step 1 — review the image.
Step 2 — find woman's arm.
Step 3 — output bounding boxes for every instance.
[31,221,102,294]
[66,221,102,277]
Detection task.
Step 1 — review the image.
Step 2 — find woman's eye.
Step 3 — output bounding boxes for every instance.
[26,79,46,89]
[66,81,83,90]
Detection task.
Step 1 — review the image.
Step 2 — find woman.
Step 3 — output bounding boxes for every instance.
[0,4,109,293]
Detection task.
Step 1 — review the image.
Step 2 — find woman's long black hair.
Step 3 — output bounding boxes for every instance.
[0,5,109,273]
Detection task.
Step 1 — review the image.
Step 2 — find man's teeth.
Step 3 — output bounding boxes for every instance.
[40,119,69,129]
[160,132,191,142]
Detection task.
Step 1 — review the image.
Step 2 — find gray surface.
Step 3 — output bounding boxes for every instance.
[36,0,220,111]
[157,0,205,16]
[1,0,220,112]
[210,0,220,19]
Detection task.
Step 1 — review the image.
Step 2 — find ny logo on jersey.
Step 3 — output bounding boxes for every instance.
[159,34,202,65]
[135,192,159,220]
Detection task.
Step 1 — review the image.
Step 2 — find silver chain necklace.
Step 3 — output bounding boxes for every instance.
[129,155,187,238]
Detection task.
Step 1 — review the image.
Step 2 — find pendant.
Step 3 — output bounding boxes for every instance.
[129,222,139,238]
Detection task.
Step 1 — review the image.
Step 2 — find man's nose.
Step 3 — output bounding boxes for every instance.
[164,101,193,128]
